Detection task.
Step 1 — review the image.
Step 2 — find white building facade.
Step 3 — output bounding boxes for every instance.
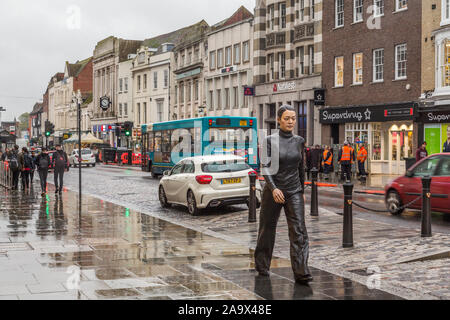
[205,7,254,118]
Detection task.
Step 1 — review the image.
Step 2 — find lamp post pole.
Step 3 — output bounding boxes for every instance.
[73,91,83,230]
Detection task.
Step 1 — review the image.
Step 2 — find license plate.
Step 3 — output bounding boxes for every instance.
[222,178,241,185]
[240,120,248,126]
[83,160,89,162]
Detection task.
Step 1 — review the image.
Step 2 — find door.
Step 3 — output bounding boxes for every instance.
[175,160,195,203]
[403,157,441,210]
[165,162,184,202]
[390,130,413,175]
[433,156,450,212]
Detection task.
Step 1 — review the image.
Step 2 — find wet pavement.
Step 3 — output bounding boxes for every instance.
[0,185,402,300]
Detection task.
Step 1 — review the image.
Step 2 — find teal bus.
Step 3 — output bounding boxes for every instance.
[141,116,259,178]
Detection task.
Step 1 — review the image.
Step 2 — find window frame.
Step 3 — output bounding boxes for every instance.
[336,0,345,28]
[374,0,384,17]
[278,52,286,79]
[395,43,407,80]
[243,41,250,62]
[217,49,224,68]
[373,48,384,83]
[353,0,364,23]
[353,52,363,85]
[234,43,241,64]
[210,51,216,70]
[395,0,408,12]
[335,56,344,87]
[225,46,232,66]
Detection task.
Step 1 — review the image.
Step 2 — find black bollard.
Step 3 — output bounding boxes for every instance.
[421,176,432,238]
[248,172,257,223]
[343,182,354,248]
[311,168,319,217]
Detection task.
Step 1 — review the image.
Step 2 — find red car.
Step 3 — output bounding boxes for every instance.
[385,153,450,215]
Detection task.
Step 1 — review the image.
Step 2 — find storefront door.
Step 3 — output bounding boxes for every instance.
[389,126,413,175]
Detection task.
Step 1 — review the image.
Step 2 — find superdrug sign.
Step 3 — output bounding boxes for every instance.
[419,110,450,123]
[320,105,416,124]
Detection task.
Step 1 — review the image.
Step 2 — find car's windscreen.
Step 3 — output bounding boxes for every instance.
[201,160,250,173]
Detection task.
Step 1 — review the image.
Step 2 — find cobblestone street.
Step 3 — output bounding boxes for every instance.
[34,165,450,300]
[0,181,401,300]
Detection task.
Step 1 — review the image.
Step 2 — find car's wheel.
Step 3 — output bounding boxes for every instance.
[187,190,200,216]
[93,163,96,167]
[159,186,171,208]
[386,190,404,215]
[151,168,158,179]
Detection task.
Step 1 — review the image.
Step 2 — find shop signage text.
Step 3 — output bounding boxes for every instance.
[176,68,201,80]
[314,89,326,106]
[244,86,255,96]
[420,111,450,123]
[273,82,296,93]
[320,105,415,124]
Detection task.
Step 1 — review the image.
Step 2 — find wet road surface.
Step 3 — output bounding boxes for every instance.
[0,179,403,300]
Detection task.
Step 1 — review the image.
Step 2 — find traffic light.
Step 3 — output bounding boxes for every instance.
[123,122,133,137]
[45,121,55,137]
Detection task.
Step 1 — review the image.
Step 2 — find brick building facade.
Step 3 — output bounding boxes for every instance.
[320,0,422,175]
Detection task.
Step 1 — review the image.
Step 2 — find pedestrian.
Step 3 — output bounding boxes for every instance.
[1,148,8,162]
[416,142,428,163]
[30,150,37,185]
[339,141,353,182]
[52,144,69,195]
[10,146,21,190]
[19,147,33,191]
[36,147,50,196]
[255,105,312,284]
[357,144,368,177]
[322,146,333,180]
[443,126,450,153]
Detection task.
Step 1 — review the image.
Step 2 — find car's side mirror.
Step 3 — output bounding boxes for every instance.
[405,171,414,178]
[163,170,170,176]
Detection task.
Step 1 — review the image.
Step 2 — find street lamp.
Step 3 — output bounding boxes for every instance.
[72,90,83,228]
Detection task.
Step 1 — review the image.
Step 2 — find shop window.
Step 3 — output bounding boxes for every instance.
[441,41,450,87]
[372,123,382,160]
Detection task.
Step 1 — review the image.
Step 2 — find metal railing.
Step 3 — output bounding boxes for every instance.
[0,161,12,189]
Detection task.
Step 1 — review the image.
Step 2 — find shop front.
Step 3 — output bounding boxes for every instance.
[320,103,417,175]
[419,108,450,155]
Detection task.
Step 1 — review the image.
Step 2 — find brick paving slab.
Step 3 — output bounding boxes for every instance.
[0,186,403,300]
[45,168,449,300]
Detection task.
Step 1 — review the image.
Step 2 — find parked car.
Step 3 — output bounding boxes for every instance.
[158,155,262,216]
[69,149,96,167]
[385,153,450,215]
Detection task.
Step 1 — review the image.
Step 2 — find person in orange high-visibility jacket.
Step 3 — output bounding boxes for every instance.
[322,146,333,178]
[357,145,368,177]
[339,142,353,182]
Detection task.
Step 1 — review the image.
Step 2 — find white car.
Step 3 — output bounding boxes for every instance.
[158,155,262,216]
[69,149,96,167]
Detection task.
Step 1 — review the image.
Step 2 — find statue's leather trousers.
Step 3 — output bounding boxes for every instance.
[255,187,311,279]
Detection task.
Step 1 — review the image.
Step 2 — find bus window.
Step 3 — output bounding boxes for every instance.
[208,128,253,144]
[162,130,171,153]
[149,132,155,152]
[154,132,162,152]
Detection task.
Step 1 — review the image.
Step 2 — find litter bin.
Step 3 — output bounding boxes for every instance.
[102,148,117,164]
[405,157,416,171]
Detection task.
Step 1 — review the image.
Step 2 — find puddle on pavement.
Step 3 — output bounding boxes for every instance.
[0,186,402,300]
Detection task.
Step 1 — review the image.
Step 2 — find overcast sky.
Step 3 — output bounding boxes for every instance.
[0,0,255,122]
